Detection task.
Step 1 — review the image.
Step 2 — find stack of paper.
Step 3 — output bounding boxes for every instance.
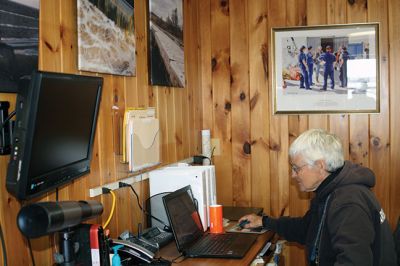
[123,107,160,172]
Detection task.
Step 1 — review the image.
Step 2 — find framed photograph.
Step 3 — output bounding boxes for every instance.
[0,0,39,93]
[272,23,380,114]
[148,0,185,87]
[77,0,135,76]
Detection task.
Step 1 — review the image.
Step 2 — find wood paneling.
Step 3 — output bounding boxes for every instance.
[199,0,212,133]
[210,0,233,206]
[248,0,270,215]
[0,0,201,265]
[134,0,150,107]
[197,0,399,266]
[1,0,400,265]
[389,0,400,224]
[184,0,201,158]
[230,0,251,207]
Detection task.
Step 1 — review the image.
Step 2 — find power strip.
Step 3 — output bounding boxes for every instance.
[89,173,149,197]
[89,157,194,197]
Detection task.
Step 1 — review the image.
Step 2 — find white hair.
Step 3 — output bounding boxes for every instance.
[289,129,344,172]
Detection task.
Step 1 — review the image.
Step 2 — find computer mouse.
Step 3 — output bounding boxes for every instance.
[238,219,250,229]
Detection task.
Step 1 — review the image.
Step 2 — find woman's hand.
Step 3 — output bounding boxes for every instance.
[238,213,263,228]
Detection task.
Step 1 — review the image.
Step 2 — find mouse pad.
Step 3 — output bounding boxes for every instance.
[226,224,269,234]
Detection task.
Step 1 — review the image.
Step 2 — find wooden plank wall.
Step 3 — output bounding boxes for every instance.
[0,0,201,265]
[0,0,399,265]
[198,0,400,265]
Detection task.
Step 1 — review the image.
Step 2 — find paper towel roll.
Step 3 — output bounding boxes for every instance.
[201,129,211,163]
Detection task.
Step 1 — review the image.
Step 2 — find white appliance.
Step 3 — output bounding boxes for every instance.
[149,165,217,231]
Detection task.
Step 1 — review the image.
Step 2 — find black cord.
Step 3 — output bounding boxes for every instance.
[27,238,35,266]
[193,155,211,165]
[130,185,171,231]
[210,146,216,159]
[128,184,143,210]
[120,182,172,232]
[0,223,7,266]
[55,187,59,202]
[0,110,16,132]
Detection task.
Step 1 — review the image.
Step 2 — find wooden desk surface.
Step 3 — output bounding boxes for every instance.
[157,230,273,266]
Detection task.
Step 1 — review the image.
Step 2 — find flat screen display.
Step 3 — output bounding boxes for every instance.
[29,77,98,180]
[6,71,103,200]
[163,186,204,252]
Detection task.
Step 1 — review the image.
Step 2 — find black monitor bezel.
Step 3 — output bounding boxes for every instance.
[7,71,102,200]
[162,185,204,253]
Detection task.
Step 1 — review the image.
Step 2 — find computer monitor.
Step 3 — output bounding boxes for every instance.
[6,71,103,200]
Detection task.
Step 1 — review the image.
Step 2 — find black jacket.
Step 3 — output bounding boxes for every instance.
[263,161,397,266]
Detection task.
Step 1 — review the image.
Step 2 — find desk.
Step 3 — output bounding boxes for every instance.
[157,230,274,266]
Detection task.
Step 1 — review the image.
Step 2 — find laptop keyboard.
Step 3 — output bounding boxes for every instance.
[189,234,236,255]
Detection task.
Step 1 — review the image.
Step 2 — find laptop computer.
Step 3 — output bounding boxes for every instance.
[162,185,258,259]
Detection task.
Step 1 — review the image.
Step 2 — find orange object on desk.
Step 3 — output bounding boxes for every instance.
[209,204,223,233]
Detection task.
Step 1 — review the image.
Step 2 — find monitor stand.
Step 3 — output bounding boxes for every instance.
[56,228,76,266]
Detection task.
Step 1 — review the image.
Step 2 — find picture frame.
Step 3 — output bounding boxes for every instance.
[271,23,380,114]
[0,0,39,93]
[77,0,136,76]
[148,0,185,88]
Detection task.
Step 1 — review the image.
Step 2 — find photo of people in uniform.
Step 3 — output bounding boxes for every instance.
[283,39,359,92]
[273,24,379,113]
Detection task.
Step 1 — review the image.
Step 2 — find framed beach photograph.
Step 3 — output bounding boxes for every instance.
[271,23,380,114]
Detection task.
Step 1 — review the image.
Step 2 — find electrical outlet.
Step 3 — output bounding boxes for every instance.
[211,138,220,156]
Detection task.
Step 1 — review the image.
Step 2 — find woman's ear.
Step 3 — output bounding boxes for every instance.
[315,159,328,174]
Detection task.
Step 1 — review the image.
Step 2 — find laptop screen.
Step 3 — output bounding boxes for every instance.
[163,185,204,252]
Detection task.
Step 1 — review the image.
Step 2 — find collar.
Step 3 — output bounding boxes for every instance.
[315,166,343,197]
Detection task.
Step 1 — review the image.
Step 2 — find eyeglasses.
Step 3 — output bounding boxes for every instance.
[290,163,309,174]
